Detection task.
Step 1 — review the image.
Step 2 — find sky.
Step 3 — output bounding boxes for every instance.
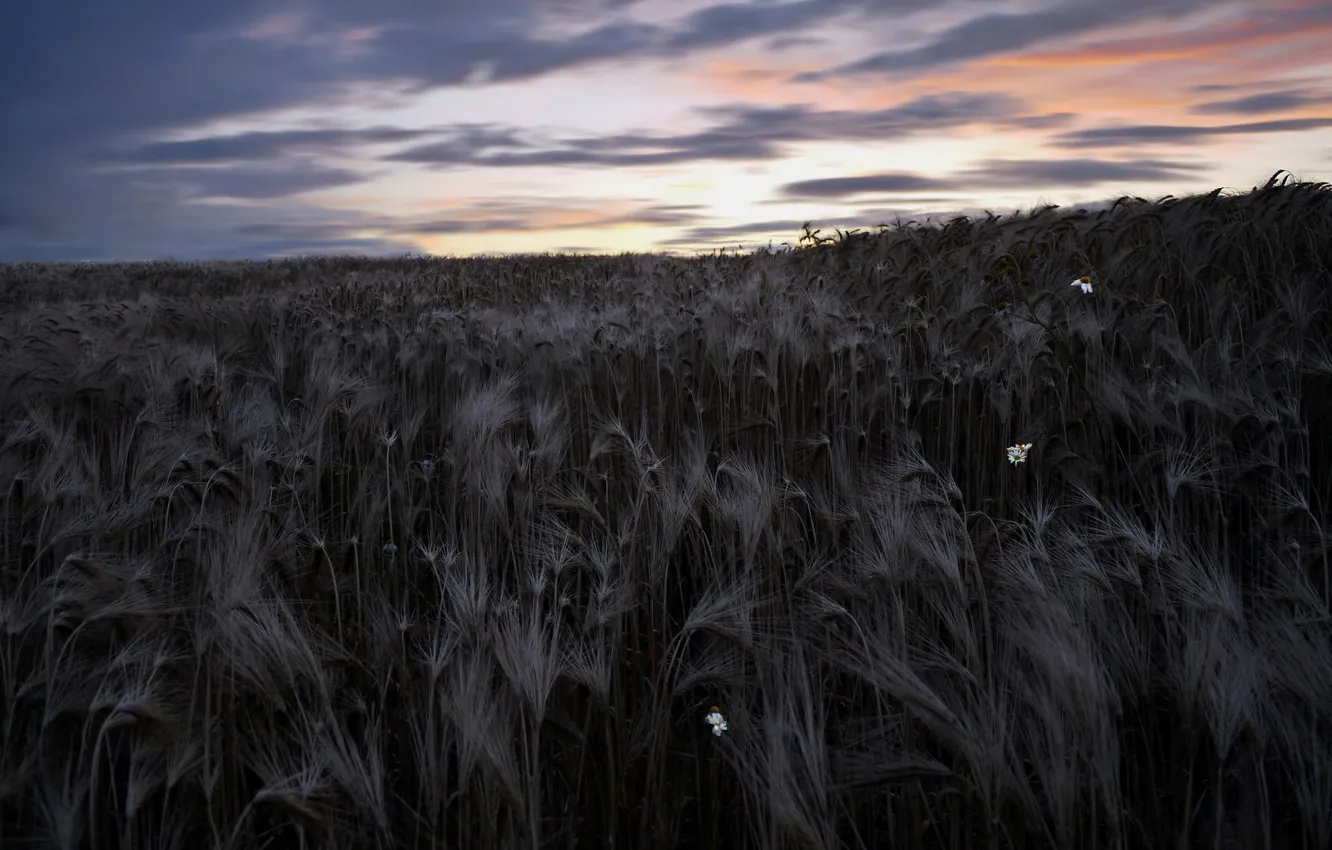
[2,0,1331,262]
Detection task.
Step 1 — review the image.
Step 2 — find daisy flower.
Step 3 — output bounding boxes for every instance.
[1071,275,1093,294]
[1007,443,1032,464]
[705,707,728,737]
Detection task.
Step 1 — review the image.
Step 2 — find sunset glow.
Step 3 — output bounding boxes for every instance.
[2,0,1329,261]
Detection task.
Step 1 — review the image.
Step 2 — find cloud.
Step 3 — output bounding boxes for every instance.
[793,0,1219,82]
[386,91,1040,168]
[661,0,863,52]
[951,157,1212,188]
[1055,117,1332,148]
[109,126,437,164]
[777,173,949,198]
[1190,89,1332,115]
[365,18,664,89]
[387,135,779,167]
[678,219,816,240]
[776,158,1210,199]
[764,35,829,51]
[126,162,373,199]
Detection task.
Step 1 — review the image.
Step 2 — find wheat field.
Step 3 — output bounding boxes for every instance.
[1,170,1330,849]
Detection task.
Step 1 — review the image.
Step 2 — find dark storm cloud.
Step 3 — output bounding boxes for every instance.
[1190,90,1332,116]
[1055,118,1332,148]
[386,92,1038,168]
[777,158,1208,199]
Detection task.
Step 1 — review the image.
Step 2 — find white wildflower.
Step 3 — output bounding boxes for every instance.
[1071,275,1093,294]
[1007,443,1032,464]
[705,707,728,737]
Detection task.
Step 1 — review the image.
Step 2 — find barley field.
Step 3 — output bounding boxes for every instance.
[1,171,1330,850]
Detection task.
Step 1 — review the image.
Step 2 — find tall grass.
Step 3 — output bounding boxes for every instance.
[1,171,1330,849]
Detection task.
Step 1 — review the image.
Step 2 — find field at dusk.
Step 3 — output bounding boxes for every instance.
[4,0,1332,848]
[1,174,1330,848]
